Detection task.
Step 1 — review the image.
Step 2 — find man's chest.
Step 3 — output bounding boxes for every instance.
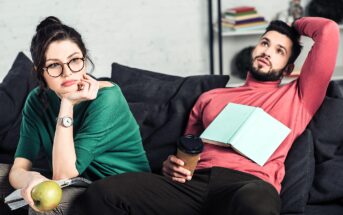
[201,88,303,130]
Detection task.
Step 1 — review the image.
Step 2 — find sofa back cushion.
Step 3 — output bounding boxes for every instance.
[111,63,230,173]
[307,81,343,204]
[280,128,315,214]
[0,52,37,162]
[281,80,343,214]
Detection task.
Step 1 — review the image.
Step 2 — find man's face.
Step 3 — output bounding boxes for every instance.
[250,30,293,81]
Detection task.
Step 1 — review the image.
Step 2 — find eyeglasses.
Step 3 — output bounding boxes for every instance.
[44,57,85,78]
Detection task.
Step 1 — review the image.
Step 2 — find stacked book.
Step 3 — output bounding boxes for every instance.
[222,6,267,31]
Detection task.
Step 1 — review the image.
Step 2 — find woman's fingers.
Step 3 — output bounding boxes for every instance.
[21,177,47,212]
[77,82,85,91]
[80,74,99,99]
[21,187,34,206]
[61,74,99,104]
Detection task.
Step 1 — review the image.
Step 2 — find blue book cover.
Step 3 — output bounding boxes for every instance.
[200,103,291,166]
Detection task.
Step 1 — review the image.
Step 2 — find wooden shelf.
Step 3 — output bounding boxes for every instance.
[215,24,343,37]
[214,25,265,36]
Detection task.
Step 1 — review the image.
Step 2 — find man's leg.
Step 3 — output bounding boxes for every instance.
[29,186,86,215]
[81,171,210,215]
[207,167,280,215]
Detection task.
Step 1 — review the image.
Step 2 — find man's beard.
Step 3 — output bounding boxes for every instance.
[249,56,284,82]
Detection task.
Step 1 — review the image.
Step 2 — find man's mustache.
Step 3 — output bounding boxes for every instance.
[253,55,272,68]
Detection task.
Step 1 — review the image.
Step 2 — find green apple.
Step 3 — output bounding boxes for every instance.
[31,180,63,211]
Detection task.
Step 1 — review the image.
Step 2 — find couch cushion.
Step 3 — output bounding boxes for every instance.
[280,129,315,214]
[307,96,343,203]
[281,80,343,214]
[0,52,37,162]
[305,203,343,215]
[111,63,230,173]
[327,79,343,98]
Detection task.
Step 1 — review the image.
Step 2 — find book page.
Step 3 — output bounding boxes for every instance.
[200,103,254,145]
[230,107,291,165]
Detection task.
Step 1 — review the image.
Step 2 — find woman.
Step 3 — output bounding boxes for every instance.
[8,16,150,214]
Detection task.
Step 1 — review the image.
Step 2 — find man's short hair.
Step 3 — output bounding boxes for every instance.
[263,20,302,64]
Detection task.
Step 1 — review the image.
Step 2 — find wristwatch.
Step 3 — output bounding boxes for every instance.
[57,116,73,127]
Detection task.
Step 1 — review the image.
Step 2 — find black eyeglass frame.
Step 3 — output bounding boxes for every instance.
[43,57,85,78]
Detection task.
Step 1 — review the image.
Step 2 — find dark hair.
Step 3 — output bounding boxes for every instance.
[30,16,93,105]
[232,46,254,79]
[262,20,302,65]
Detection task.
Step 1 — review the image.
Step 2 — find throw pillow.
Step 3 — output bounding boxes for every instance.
[0,52,37,161]
[111,63,230,173]
[281,80,343,213]
[327,79,343,98]
[280,129,315,214]
[307,96,343,204]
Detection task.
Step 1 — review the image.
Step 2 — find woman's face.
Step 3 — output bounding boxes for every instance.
[43,39,86,95]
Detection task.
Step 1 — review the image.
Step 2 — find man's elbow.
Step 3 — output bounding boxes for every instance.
[321,19,340,39]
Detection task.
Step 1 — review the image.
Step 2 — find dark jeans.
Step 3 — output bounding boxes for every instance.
[81,167,280,215]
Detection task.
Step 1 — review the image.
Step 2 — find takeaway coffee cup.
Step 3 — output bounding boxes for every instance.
[176,135,204,174]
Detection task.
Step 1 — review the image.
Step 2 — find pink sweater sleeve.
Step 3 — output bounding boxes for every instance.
[295,17,340,114]
[183,95,207,136]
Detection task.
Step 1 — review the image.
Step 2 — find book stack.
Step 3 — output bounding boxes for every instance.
[222,6,268,31]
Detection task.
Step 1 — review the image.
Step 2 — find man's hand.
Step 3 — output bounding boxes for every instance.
[162,155,192,183]
[60,74,99,106]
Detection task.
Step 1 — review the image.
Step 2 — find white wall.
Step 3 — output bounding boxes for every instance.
[2,0,340,82]
[0,0,210,81]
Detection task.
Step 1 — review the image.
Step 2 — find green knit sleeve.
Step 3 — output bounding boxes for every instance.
[15,89,42,161]
[73,85,148,176]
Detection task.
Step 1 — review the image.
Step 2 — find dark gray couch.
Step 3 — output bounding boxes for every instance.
[1,52,342,214]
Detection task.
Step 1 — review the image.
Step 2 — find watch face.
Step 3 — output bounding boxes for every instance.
[62,117,73,127]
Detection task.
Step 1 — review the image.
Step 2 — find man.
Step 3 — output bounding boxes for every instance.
[81,17,339,215]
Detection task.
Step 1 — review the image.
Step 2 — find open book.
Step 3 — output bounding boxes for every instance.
[200,103,291,166]
[4,177,91,211]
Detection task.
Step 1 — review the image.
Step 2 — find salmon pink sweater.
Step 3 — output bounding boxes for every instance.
[184,17,339,192]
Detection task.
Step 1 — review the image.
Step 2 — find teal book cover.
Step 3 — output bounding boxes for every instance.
[200,103,291,166]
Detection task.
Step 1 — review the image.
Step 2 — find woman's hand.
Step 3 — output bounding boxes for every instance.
[20,173,49,212]
[60,74,99,106]
[162,155,192,183]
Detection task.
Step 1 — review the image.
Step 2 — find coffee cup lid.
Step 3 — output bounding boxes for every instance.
[177,135,204,154]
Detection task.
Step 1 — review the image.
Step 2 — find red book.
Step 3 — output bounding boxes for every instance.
[226,6,256,14]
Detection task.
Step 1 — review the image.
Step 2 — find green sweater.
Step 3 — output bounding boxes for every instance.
[15,84,150,180]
